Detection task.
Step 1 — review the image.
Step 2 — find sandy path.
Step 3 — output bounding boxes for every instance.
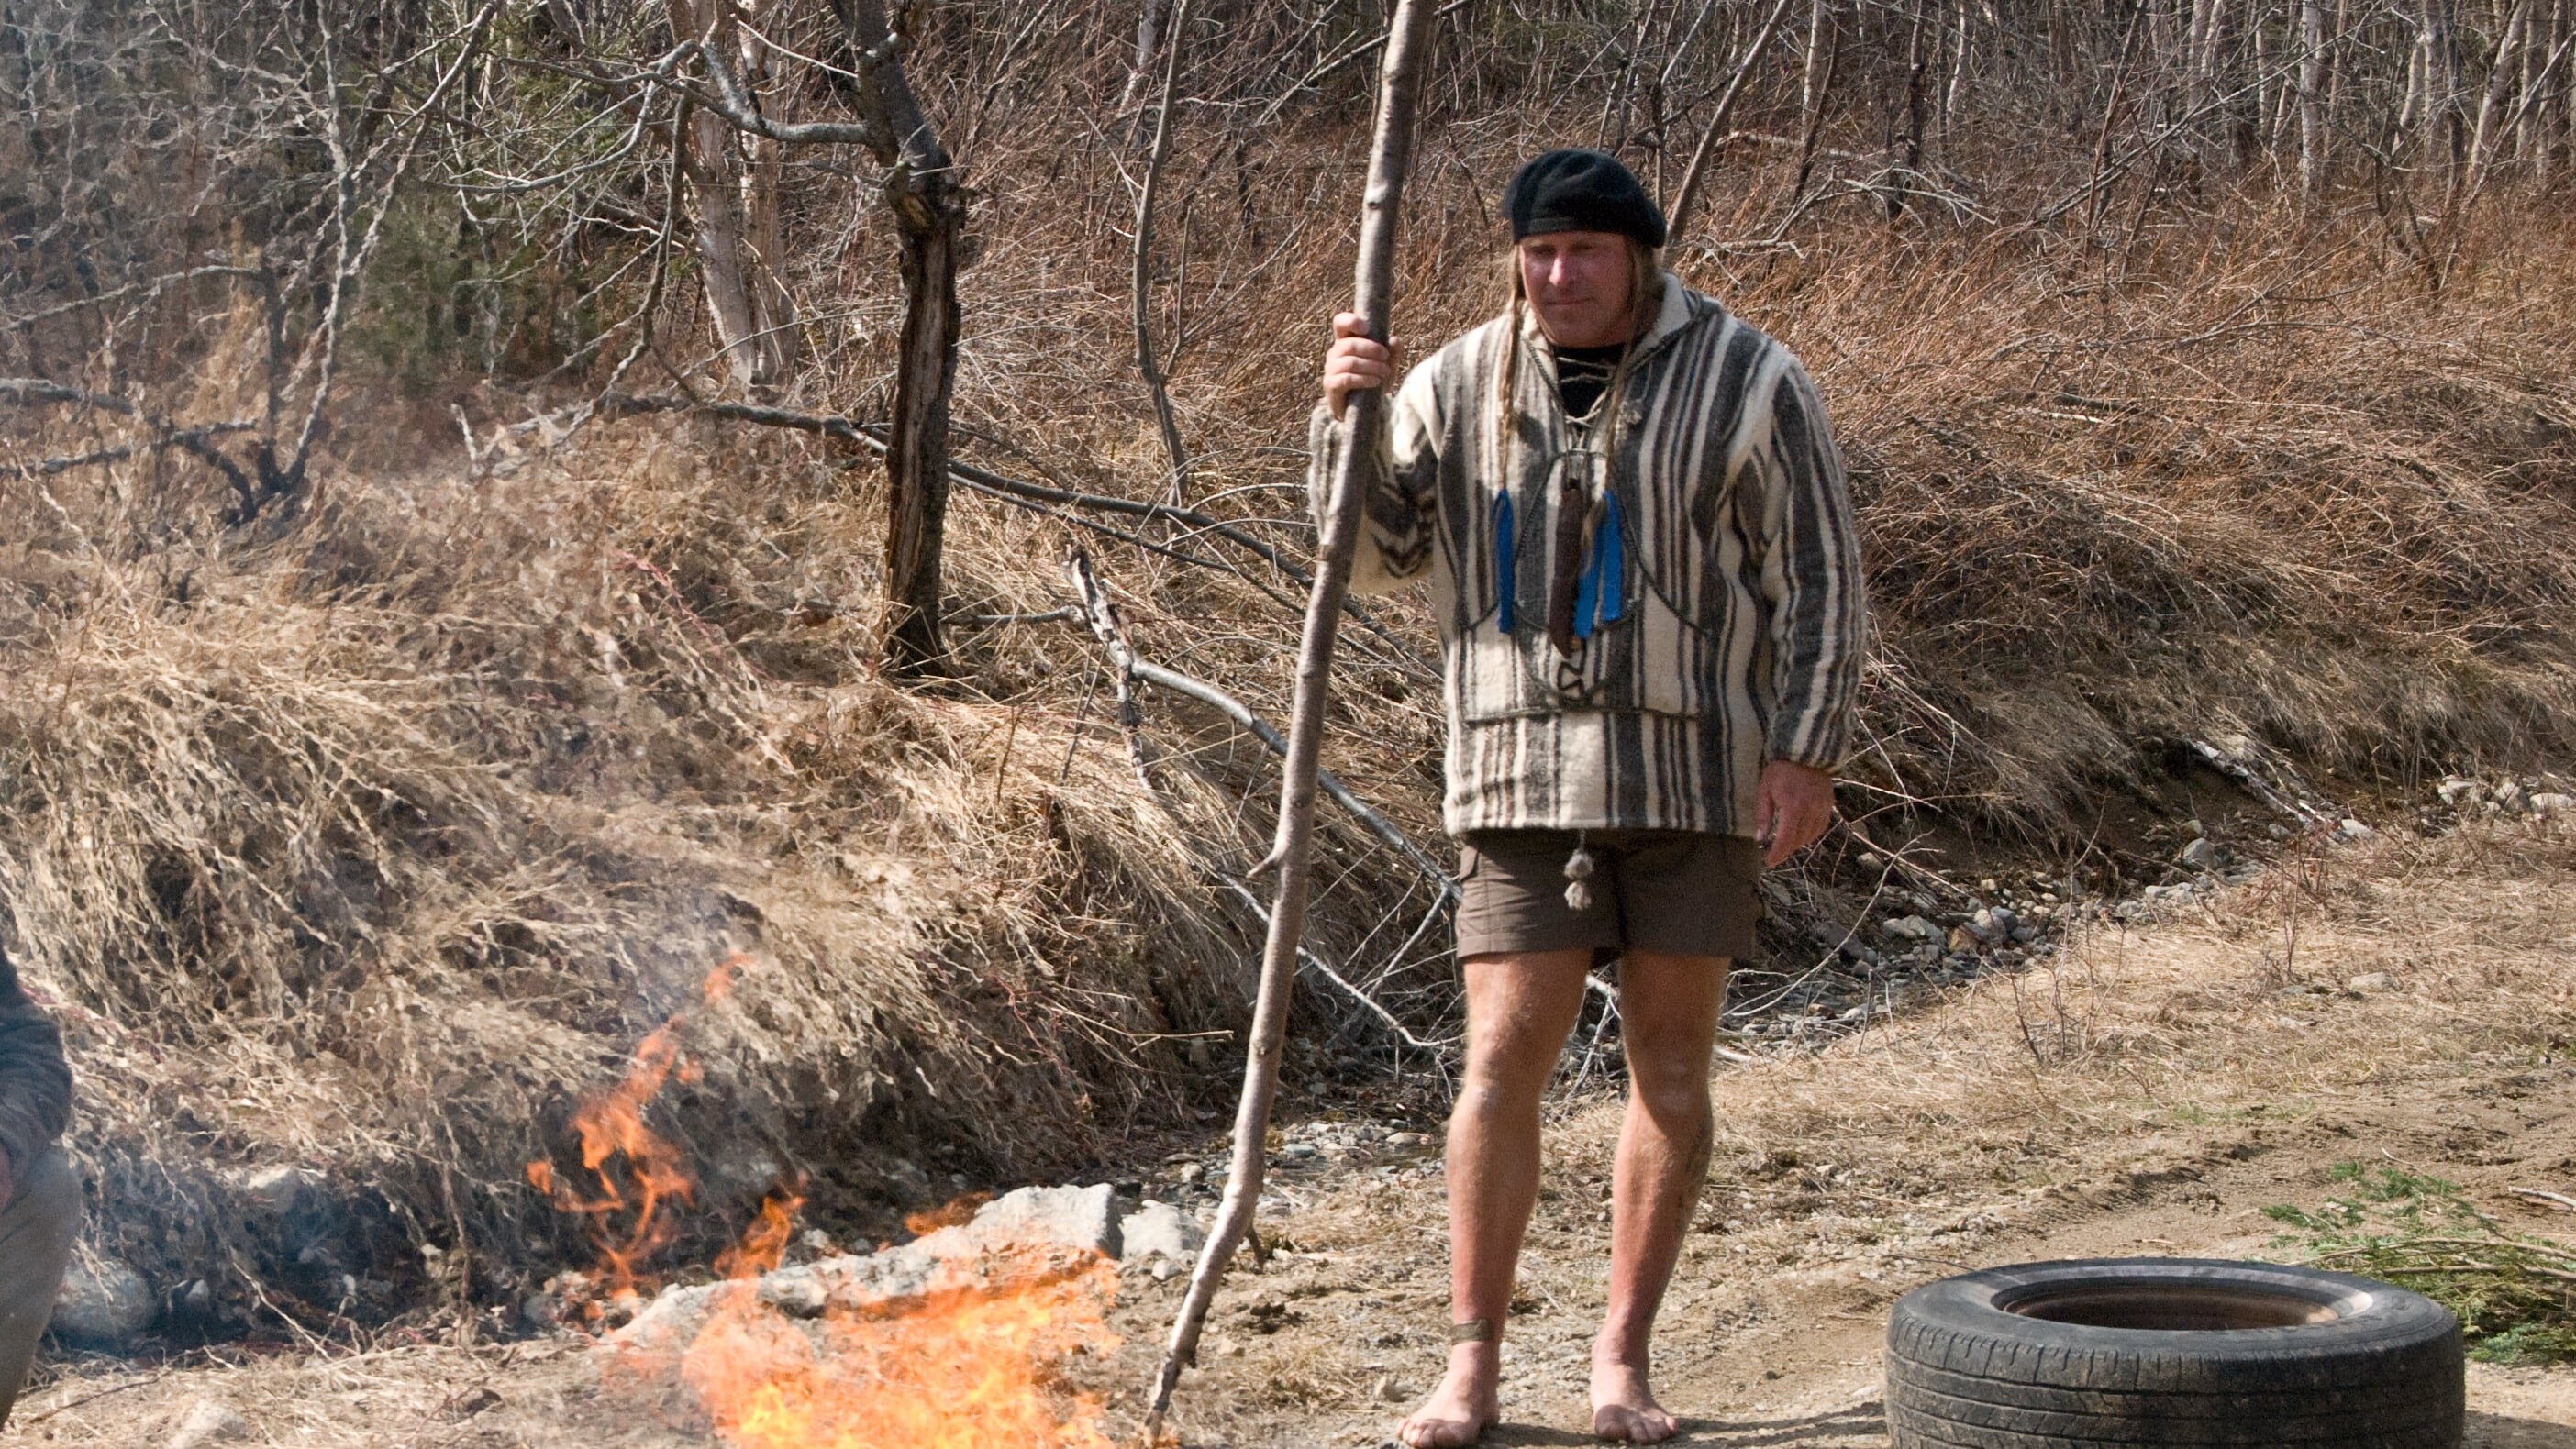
[1130,823,2576,1446]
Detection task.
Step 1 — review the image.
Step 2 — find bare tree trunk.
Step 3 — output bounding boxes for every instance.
[2540,0,2567,181]
[1790,0,1838,205]
[2252,6,2277,166]
[2563,0,2576,178]
[1119,0,1173,117]
[1942,0,1971,141]
[2469,0,2533,189]
[2188,0,2225,121]
[1133,0,1194,501]
[1141,0,1441,1434]
[2560,0,2575,178]
[2087,1,2148,237]
[1664,0,1795,240]
[2521,0,2551,170]
[1894,0,1932,219]
[671,0,795,394]
[2433,0,2465,183]
[740,23,799,385]
[2300,0,2328,194]
[1802,0,1832,118]
[833,0,967,677]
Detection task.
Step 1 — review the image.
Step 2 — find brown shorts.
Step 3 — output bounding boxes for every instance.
[1454,829,1763,964]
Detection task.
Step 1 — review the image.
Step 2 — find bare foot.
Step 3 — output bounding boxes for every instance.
[1396,1344,1500,1448]
[1589,1357,1679,1443]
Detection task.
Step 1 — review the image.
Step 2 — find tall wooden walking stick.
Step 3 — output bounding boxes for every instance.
[1140,0,1439,1437]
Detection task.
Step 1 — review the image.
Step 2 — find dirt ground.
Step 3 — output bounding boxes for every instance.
[15,820,2576,1447]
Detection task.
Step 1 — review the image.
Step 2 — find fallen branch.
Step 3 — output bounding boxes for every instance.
[2183,736,2338,827]
[1124,658,1456,901]
[2512,1188,2576,1213]
[1210,875,1449,1053]
[593,391,1429,672]
[1,265,264,333]
[6,422,258,477]
[1065,548,1442,1052]
[0,379,258,515]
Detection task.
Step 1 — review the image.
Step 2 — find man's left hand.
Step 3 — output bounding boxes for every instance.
[1754,760,1836,867]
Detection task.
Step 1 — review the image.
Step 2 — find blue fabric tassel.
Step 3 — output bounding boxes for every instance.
[1571,491,1627,640]
[1493,489,1516,634]
[1596,490,1626,631]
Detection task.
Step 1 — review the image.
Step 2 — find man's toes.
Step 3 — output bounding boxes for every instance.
[1592,1405,1679,1443]
[1398,1416,1480,1449]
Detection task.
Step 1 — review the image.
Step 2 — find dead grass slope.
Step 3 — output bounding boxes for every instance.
[7,140,2576,1340]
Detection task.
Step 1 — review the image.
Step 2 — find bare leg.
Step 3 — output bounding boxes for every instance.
[1591,952,1727,1443]
[1398,950,1590,1449]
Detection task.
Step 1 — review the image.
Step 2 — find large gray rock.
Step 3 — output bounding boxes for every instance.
[616,1183,1122,1354]
[234,1165,325,1217]
[162,1400,252,1449]
[2530,792,2574,820]
[961,1184,1119,1258]
[52,1257,154,1346]
[1881,914,1941,945]
[1118,1200,1205,1281]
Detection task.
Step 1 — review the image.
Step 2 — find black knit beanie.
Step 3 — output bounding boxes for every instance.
[1501,149,1667,248]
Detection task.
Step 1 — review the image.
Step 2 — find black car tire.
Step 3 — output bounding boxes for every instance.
[1884,1257,2464,1447]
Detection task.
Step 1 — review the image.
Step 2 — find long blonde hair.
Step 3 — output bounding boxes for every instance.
[1489,236,1663,492]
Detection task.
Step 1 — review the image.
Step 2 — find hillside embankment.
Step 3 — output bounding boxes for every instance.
[7,0,2576,1363]
[13,813,2576,1444]
[12,195,2576,1343]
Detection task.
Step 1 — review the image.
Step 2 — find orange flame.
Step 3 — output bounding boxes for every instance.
[716,1180,805,1281]
[541,952,1121,1448]
[680,1255,1122,1449]
[528,952,752,1299]
[904,1191,992,1238]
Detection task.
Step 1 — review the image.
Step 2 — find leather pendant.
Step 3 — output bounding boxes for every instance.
[1546,470,1588,658]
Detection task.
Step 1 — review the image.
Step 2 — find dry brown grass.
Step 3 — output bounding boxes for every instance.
[0,421,1344,1326]
[6,81,2576,1341]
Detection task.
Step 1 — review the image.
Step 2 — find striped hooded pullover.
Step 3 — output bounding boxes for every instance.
[1309,273,1868,839]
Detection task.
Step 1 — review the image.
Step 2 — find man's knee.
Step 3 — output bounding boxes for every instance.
[1619,1022,1717,1109]
[1625,1069,1712,1123]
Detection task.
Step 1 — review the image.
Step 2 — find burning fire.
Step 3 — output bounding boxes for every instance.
[527,953,746,1301]
[536,953,1122,1449]
[682,1255,1121,1449]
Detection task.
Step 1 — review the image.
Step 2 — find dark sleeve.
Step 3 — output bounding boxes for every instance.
[0,950,72,1174]
[1750,356,1870,771]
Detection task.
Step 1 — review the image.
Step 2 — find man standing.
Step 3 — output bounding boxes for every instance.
[0,940,77,1426]
[1314,149,1866,1445]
